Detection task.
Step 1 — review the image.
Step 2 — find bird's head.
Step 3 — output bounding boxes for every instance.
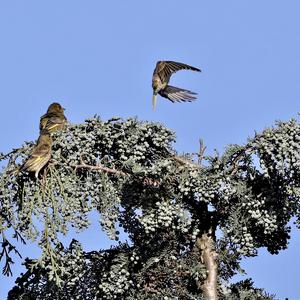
[47,102,65,113]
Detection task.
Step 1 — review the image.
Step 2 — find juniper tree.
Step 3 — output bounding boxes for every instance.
[1,115,300,299]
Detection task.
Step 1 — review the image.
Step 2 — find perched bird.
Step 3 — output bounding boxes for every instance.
[19,130,52,179]
[39,102,67,133]
[152,61,201,110]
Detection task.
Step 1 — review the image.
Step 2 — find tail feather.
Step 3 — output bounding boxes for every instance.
[159,85,198,103]
[152,94,157,110]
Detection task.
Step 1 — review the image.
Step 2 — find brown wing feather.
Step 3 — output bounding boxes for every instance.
[20,132,52,177]
[159,85,198,103]
[40,112,67,132]
[155,61,201,83]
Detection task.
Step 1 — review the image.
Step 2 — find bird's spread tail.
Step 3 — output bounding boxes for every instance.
[152,94,157,110]
[161,85,198,103]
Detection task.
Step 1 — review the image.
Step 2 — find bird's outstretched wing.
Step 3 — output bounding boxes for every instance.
[159,85,197,102]
[154,61,201,83]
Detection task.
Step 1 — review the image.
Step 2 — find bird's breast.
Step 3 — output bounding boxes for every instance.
[152,76,165,93]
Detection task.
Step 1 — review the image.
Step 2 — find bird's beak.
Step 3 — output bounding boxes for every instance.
[152,94,157,111]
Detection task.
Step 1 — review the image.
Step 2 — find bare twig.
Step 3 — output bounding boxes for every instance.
[229,146,253,176]
[229,152,245,176]
[75,155,126,176]
[198,139,207,166]
[0,148,22,161]
[70,155,163,188]
[173,139,206,169]
[173,156,201,169]
[142,177,160,187]
[74,154,203,187]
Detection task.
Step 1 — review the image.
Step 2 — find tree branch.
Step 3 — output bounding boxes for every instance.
[173,156,201,169]
[198,138,207,166]
[173,139,206,169]
[74,155,126,176]
[228,146,253,176]
[74,155,162,188]
[196,229,218,300]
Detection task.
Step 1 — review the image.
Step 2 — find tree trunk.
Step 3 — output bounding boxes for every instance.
[196,230,218,300]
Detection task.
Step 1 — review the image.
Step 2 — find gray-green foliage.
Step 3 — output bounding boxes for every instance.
[1,116,299,299]
[222,279,275,300]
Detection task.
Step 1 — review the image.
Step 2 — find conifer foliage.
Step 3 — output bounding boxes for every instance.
[1,115,300,299]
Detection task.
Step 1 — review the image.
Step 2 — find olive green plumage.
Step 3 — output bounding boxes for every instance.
[39,102,67,133]
[20,131,52,178]
[152,61,201,110]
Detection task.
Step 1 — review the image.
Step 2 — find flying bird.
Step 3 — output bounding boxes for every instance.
[19,130,52,179]
[40,102,67,133]
[152,61,201,110]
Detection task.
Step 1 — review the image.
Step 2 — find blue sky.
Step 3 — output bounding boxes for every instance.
[1,1,300,299]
